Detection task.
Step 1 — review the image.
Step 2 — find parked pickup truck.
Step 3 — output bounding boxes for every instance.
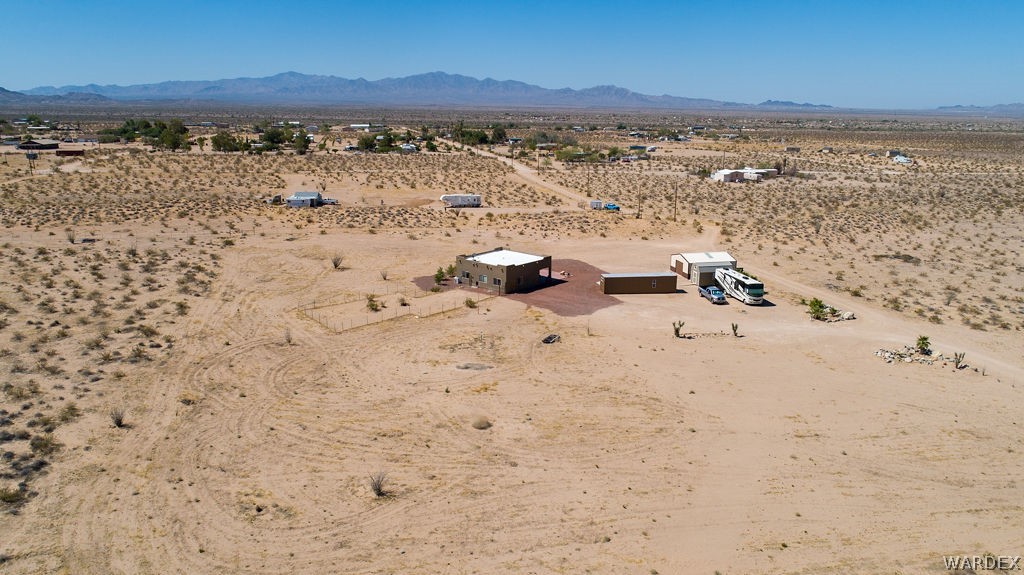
[321,198,339,205]
[698,284,727,304]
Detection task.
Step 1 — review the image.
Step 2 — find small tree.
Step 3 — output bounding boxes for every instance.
[915,335,931,355]
[673,320,685,338]
[445,264,457,277]
[433,267,446,285]
[731,323,739,337]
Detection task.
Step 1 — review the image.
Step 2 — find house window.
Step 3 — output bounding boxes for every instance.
[651,280,657,288]
[493,277,501,286]
[479,274,487,283]
[462,271,471,279]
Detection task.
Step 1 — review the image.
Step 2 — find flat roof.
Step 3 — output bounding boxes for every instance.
[602,272,677,279]
[678,251,735,264]
[467,249,546,267]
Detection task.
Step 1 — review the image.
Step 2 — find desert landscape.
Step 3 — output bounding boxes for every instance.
[1,112,1022,575]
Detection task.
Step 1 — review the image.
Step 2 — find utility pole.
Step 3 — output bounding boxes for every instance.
[636,187,643,219]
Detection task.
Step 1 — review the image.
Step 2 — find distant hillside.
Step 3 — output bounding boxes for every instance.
[0,87,112,105]
[23,71,739,110]
[758,100,833,109]
[935,103,1024,117]
[13,72,1024,116]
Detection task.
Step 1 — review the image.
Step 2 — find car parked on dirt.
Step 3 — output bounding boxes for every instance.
[542,334,560,344]
[698,285,727,304]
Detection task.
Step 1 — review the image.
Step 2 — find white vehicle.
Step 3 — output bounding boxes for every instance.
[439,194,482,208]
[715,267,764,305]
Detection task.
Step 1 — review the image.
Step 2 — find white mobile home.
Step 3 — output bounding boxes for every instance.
[670,251,736,286]
[711,169,744,183]
[440,194,482,208]
[285,191,323,208]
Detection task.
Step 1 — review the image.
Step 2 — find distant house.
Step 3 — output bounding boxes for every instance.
[17,139,60,150]
[886,149,901,158]
[784,146,801,153]
[285,191,323,208]
[711,167,777,183]
[56,149,85,157]
[820,147,833,153]
[711,169,744,183]
[399,143,418,153]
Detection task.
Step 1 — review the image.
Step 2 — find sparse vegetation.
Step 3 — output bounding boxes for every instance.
[110,407,127,428]
[369,471,388,497]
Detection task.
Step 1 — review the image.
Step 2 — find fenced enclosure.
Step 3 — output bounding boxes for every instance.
[297,286,494,333]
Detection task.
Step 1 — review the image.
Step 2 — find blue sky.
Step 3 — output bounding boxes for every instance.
[7,0,1022,109]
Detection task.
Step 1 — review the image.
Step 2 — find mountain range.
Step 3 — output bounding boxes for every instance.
[5,72,1023,116]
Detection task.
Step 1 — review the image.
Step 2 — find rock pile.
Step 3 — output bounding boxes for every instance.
[874,347,968,369]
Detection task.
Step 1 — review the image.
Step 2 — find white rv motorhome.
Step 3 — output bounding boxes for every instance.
[714,267,764,305]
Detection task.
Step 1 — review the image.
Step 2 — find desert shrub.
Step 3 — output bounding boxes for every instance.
[29,433,61,455]
[807,298,828,320]
[366,294,381,312]
[369,471,388,497]
[915,335,931,354]
[0,487,25,505]
[109,408,127,428]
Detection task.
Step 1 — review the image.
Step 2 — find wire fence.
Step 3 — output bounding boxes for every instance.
[298,290,495,334]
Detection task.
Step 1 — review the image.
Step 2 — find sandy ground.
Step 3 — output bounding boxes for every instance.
[1,126,1022,575]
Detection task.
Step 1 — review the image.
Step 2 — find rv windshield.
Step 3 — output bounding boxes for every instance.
[745,283,764,297]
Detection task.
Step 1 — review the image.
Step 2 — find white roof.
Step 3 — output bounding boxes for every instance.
[602,272,677,278]
[468,249,545,267]
[678,251,736,264]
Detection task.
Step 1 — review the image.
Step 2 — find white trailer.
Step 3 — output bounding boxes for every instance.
[588,200,603,209]
[670,251,736,286]
[440,194,482,208]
